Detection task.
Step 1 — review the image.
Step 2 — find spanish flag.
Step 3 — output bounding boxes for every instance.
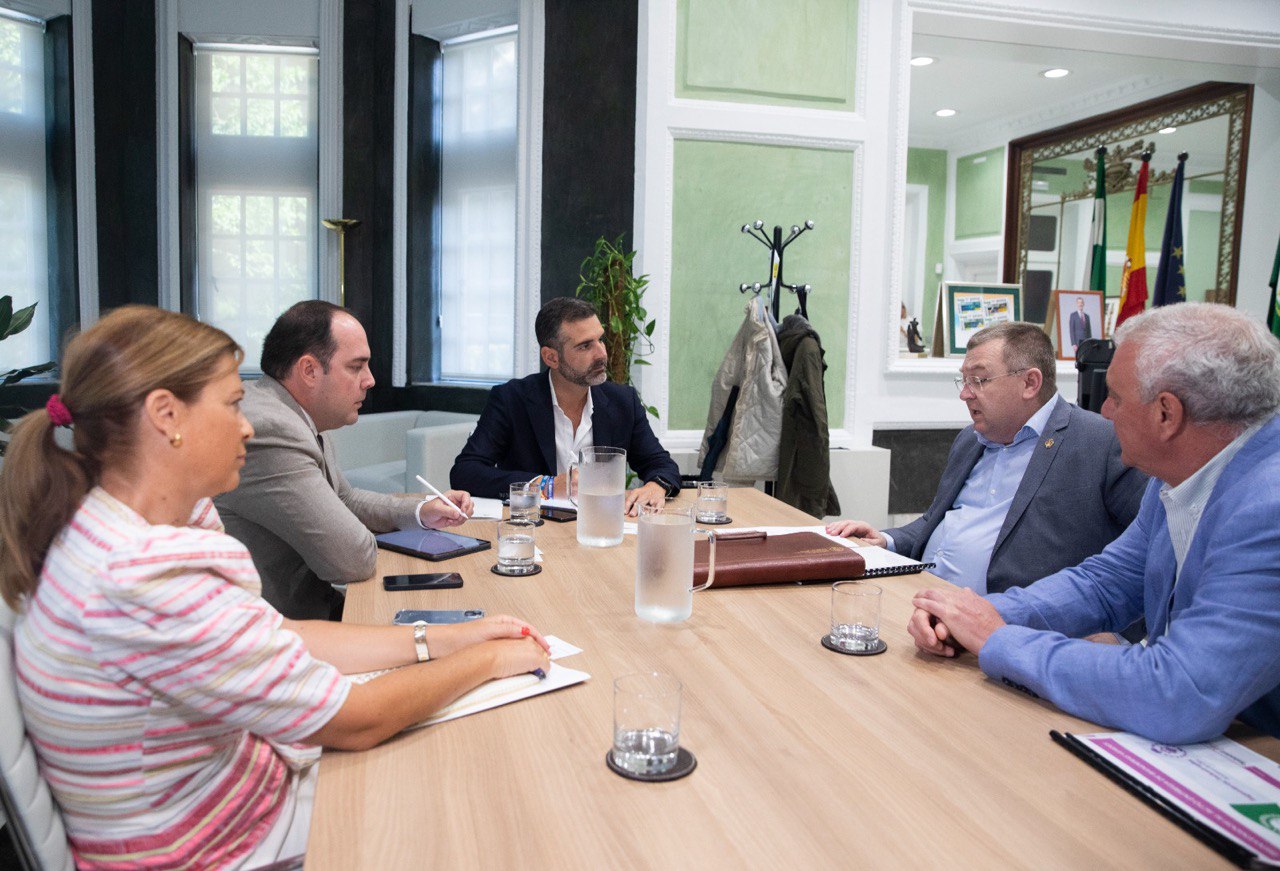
[1116,154,1151,325]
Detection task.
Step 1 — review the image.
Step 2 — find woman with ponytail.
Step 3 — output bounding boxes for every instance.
[0,306,549,869]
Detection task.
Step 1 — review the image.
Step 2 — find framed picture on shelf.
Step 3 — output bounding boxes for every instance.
[938,282,1022,357]
[1051,289,1105,361]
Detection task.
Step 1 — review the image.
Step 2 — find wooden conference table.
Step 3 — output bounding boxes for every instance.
[309,488,1278,869]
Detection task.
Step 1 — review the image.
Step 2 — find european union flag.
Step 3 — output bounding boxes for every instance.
[1153,153,1188,307]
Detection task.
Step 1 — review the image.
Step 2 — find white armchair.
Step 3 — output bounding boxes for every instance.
[406,422,478,495]
[0,603,74,871]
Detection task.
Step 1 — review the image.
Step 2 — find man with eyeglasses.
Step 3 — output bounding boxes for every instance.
[828,321,1146,595]
[910,304,1280,744]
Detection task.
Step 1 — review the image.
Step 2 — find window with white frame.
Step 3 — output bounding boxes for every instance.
[0,11,49,369]
[439,28,518,382]
[193,45,318,370]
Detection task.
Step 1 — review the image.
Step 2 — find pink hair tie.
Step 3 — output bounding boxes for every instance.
[46,394,73,427]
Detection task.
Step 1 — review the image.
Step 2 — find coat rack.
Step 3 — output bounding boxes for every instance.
[737,219,815,321]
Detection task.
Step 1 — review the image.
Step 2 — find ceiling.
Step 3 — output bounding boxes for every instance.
[908,32,1262,152]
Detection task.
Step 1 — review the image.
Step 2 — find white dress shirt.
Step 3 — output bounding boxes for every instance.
[549,372,594,476]
[1159,421,1260,581]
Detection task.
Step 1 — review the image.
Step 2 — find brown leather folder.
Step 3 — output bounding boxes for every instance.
[692,531,866,588]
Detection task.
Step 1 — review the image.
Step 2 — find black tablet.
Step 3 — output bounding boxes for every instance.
[375,528,491,561]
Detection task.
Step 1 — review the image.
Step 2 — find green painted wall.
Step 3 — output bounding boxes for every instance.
[676,0,858,109]
[907,147,947,344]
[669,140,851,430]
[954,146,1004,239]
[1186,209,1221,302]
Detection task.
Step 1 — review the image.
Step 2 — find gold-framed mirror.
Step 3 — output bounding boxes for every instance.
[1004,82,1252,315]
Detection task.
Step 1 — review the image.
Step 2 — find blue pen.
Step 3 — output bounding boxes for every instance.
[532,668,547,680]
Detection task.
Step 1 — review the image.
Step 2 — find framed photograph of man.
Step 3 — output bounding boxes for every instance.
[938,282,1022,357]
[1055,290,1105,361]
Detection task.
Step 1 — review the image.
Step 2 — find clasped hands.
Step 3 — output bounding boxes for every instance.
[907,587,1006,658]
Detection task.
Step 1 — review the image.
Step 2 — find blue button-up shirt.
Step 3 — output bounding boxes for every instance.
[911,395,1060,593]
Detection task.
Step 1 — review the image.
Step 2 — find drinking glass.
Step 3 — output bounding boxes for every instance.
[694,481,728,523]
[508,481,541,524]
[829,581,882,652]
[612,672,682,775]
[495,519,537,574]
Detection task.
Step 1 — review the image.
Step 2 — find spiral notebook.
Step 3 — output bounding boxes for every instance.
[850,544,936,578]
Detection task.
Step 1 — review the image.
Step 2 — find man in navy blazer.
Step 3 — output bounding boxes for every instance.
[1068,295,1092,353]
[911,303,1280,744]
[828,322,1146,595]
[451,297,681,513]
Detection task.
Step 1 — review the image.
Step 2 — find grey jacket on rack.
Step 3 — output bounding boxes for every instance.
[697,298,788,483]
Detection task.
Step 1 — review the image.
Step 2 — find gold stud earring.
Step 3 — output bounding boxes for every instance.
[169,432,183,448]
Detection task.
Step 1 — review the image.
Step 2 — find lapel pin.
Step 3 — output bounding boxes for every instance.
[1044,438,1055,448]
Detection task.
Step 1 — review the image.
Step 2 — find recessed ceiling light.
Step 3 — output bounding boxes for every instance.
[910,56,935,67]
[934,108,956,118]
[1042,68,1070,78]
[1159,126,1177,134]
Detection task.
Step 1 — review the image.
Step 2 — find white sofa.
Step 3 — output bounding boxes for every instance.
[325,410,478,493]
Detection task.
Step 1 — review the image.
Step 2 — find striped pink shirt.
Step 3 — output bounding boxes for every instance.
[14,487,350,869]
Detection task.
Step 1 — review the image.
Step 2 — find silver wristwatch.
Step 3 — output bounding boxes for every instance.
[412,620,431,662]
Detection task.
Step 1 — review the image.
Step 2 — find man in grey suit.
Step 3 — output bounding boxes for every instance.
[828,322,1146,595]
[216,301,474,620]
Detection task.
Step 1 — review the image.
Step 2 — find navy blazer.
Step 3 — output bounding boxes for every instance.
[450,372,681,498]
[886,399,1148,594]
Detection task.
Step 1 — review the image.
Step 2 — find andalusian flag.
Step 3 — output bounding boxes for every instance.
[1268,231,1280,340]
[1085,147,1107,293]
[1152,153,1187,307]
[1116,154,1151,325]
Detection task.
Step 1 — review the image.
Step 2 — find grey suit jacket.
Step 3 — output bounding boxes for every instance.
[215,377,421,619]
[886,399,1148,595]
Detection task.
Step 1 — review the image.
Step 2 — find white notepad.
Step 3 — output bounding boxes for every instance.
[347,635,589,729]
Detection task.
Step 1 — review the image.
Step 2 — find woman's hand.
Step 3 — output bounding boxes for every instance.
[482,635,552,680]
[427,614,550,659]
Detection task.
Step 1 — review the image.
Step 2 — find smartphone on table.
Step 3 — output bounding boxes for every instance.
[540,506,576,522]
[393,609,486,625]
[382,572,463,592]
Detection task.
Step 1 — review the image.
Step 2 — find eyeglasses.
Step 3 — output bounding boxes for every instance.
[953,369,1027,393]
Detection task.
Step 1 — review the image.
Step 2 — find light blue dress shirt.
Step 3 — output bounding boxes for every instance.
[909,394,1061,593]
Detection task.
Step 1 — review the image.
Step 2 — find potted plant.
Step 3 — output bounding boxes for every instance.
[575,235,656,417]
[1,296,57,455]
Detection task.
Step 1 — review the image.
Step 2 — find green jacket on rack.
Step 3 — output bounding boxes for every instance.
[776,314,840,519]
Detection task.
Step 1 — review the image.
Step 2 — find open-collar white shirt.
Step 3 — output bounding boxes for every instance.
[549,372,594,476]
